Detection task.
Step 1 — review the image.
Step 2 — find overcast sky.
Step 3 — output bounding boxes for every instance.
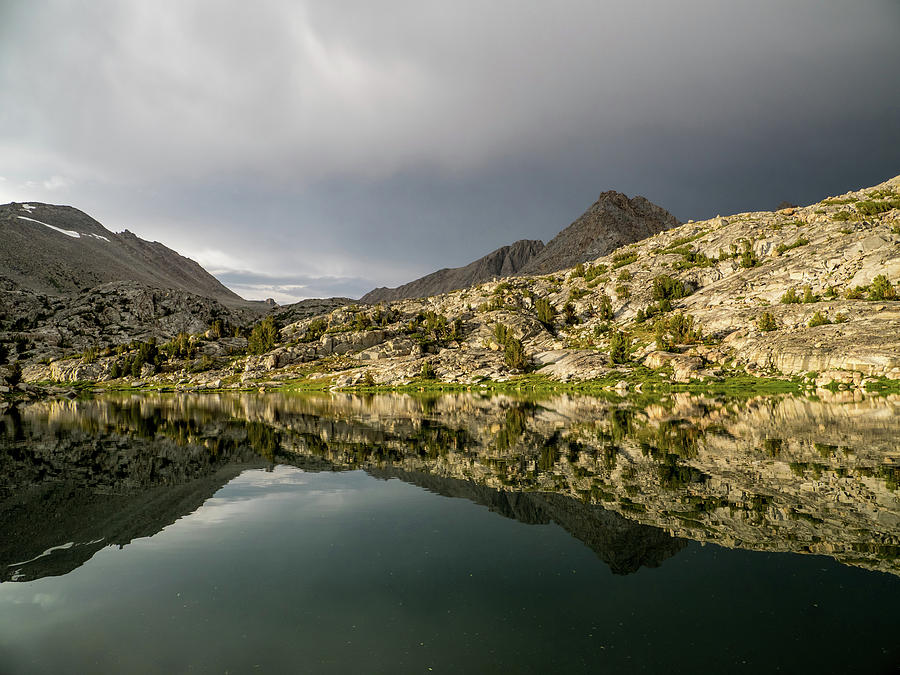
[1,1,898,302]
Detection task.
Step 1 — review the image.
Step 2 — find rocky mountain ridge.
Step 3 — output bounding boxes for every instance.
[359,190,678,302]
[361,239,544,303]
[0,202,252,308]
[517,190,680,275]
[7,174,900,392]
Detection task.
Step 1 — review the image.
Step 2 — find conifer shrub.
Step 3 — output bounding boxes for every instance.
[775,237,809,255]
[802,285,820,304]
[738,240,759,268]
[869,274,896,300]
[249,317,280,354]
[609,330,631,364]
[598,293,614,321]
[611,251,638,269]
[492,322,528,371]
[535,297,555,327]
[808,312,831,327]
[654,313,701,350]
[652,275,687,302]
[504,336,527,370]
[781,288,802,304]
[302,319,327,343]
[758,312,778,332]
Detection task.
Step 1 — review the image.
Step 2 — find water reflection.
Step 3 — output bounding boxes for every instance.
[2,391,899,582]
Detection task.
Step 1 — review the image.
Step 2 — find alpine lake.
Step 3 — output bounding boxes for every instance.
[1,390,899,674]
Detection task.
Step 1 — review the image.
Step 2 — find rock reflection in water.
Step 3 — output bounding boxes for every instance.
[1,390,899,582]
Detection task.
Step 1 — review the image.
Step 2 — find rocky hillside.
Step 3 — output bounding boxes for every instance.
[517,191,680,275]
[272,297,357,324]
[0,202,252,309]
[361,239,544,303]
[0,202,269,365]
[11,174,900,391]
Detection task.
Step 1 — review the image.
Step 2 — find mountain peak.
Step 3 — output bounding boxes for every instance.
[517,191,679,275]
[0,202,249,308]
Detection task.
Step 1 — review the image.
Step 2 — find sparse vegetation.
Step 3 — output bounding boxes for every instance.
[597,293,614,321]
[611,251,638,269]
[535,297,556,327]
[869,274,896,301]
[249,317,280,354]
[654,313,701,350]
[808,311,831,327]
[608,330,631,364]
[775,237,809,255]
[652,275,688,302]
[757,312,778,332]
[493,322,528,371]
[781,288,802,304]
[845,285,867,300]
[738,239,758,268]
[856,198,900,216]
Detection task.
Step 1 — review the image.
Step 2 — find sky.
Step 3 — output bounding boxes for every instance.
[1,1,898,303]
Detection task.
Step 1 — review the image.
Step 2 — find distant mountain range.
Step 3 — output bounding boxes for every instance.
[0,189,679,357]
[360,191,679,302]
[361,239,545,304]
[2,189,679,310]
[0,202,253,309]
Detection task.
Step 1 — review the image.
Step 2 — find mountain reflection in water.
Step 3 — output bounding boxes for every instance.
[1,390,899,583]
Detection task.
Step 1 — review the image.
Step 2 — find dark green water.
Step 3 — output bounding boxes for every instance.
[1,393,899,673]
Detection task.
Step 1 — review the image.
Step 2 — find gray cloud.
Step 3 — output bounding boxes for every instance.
[213,270,366,305]
[1,0,898,301]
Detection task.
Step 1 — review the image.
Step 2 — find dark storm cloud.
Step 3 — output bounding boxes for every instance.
[1,0,898,301]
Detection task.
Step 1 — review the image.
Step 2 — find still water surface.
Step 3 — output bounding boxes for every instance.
[1,392,899,673]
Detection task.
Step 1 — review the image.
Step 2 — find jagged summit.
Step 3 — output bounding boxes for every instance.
[517,191,680,275]
[361,239,544,303]
[360,190,678,302]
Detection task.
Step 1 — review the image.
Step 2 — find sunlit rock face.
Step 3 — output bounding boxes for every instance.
[2,391,899,581]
